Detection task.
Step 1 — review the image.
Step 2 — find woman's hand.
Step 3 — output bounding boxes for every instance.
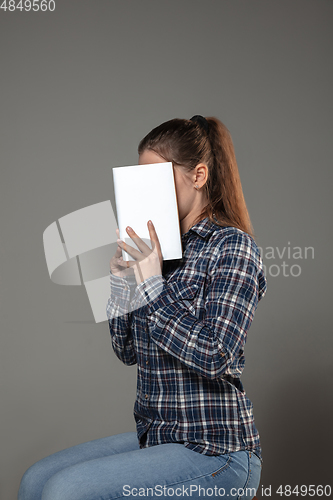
[109,229,135,278]
[116,221,163,285]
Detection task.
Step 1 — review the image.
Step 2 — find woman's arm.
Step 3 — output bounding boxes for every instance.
[106,272,137,366]
[136,232,266,379]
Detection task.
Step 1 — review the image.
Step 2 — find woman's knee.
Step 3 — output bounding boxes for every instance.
[41,470,77,500]
[41,464,107,500]
[18,459,49,500]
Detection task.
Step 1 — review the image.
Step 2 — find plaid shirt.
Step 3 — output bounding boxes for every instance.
[106,218,267,457]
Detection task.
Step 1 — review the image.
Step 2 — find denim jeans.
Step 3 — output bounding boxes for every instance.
[18,432,261,500]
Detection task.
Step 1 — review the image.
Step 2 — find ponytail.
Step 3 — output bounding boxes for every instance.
[202,117,254,237]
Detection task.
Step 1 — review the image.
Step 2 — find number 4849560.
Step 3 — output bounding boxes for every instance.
[276,485,331,496]
[0,0,55,11]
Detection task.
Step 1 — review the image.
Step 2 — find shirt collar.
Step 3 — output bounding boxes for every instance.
[182,217,218,241]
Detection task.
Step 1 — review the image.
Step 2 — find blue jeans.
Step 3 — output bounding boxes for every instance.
[18,432,261,500]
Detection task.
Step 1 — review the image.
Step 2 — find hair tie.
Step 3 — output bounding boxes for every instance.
[190,115,209,134]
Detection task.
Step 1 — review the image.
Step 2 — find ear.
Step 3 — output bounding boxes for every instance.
[194,163,208,188]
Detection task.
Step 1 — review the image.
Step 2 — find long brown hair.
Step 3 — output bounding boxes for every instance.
[138,116,254,237]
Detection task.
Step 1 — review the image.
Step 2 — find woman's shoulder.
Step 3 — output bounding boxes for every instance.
[208,223,259,254]
[207,223,267,298]
[190,218,263,264]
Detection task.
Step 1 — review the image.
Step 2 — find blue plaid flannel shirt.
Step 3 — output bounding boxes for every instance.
[106,218,267,458]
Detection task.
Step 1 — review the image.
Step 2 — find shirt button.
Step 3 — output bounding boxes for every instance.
[145,394,149,399]
[146,360,149,365]
[220,352,226,357]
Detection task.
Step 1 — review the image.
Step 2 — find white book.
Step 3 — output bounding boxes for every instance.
[112,162,182,261]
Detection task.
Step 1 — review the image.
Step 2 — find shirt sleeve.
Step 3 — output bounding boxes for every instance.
[106,272,137,366]
[136,232,267,379]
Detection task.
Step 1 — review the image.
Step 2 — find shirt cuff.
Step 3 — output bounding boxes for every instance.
[136,274,165,301]
[107,271,133,317]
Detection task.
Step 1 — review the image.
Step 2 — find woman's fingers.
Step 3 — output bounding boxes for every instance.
[114,223,163,283]
[116,224,162,277]
[125,226,152,255]
[148,221,162,258]
[110,239,122,268]
[147,221,161,249]
[117,258,136,268]
[117,226,153,259]
[117,238,143,260]
[114,245,122,258]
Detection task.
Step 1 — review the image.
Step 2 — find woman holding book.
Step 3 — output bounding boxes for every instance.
[18,116,266,500]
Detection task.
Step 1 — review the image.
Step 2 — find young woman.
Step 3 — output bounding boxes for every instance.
[18,116,266,500]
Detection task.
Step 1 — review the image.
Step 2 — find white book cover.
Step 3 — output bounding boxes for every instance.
[112,162,182,261]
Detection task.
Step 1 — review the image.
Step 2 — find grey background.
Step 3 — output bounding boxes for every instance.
[1,1,332,499]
